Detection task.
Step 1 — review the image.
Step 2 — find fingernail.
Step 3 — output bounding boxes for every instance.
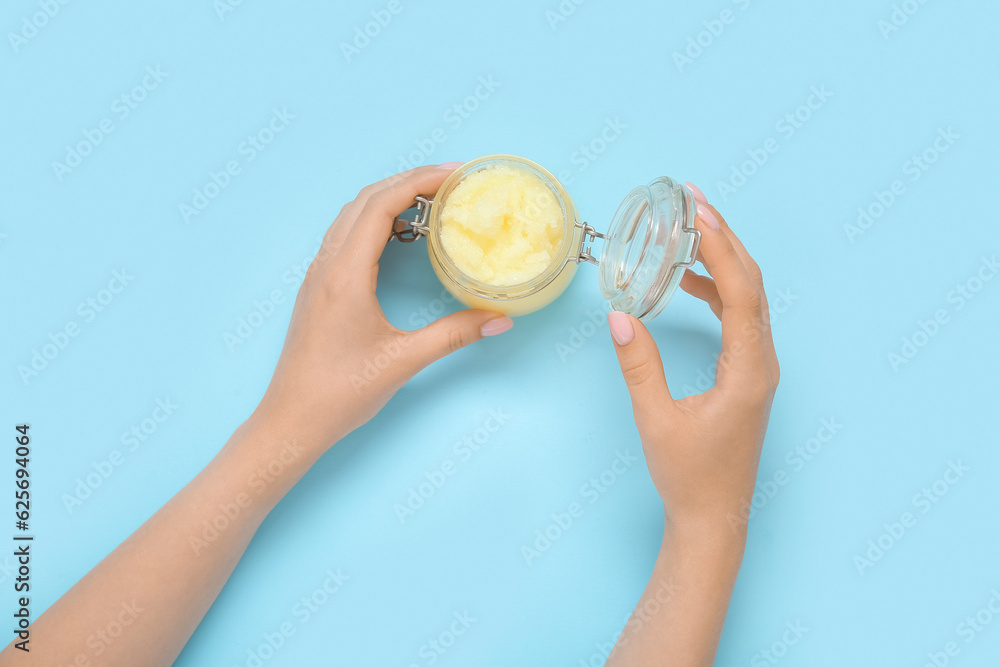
[696,204,720,231]
[437,161,464,170]
[480,316,513,337]
[686,181,708,205]
[608,311,635,346]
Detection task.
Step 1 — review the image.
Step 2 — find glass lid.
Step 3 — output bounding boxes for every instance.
[597,177,701,321]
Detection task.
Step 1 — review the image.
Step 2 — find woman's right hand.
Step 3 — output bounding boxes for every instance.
[606,185,780,541]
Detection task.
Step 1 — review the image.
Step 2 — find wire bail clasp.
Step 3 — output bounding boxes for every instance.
[669,216,701,272]
[575,222,606,265]
[391,196,433,242]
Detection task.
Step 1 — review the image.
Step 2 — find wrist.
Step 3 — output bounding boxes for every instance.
[216,413,331,516]
[246,395,349,456]
[663,509,748,556]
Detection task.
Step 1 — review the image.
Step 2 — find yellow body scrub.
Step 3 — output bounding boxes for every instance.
[399,154,701,320]
[438,164,564,287]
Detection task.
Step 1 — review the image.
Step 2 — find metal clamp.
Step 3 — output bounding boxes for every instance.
[669,216,702,271]
[575,222,606,265]
[391,196,433,242]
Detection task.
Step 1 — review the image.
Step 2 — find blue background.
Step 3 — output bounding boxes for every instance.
[2,0,999,665]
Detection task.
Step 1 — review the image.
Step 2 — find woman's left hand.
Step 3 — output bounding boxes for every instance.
[252,164,513,452]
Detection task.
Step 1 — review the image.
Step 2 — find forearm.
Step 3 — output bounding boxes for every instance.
[607,518,747,667]
[1,416,327,667]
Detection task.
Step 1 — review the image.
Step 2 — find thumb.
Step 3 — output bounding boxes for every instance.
[608,311,675,419]
[406,309,513,370]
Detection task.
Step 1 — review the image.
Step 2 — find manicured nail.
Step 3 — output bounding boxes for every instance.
[686,181,708,205]
[608,311,635,346]
[481,316,513,337]
[696,204,720,231]
[437,161,464,170]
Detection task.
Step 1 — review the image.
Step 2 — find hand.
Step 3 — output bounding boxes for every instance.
[11,165,513,667]
[251,165,512,452]
[607,188,779,541]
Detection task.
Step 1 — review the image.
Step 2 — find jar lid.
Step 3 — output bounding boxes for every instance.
[596,177,701,321]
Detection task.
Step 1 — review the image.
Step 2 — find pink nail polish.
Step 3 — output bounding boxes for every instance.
[481,316,513,337]
[686,181,708,205]
[608,311,635,346]
[696,204,720,231]
[437,161,464,170]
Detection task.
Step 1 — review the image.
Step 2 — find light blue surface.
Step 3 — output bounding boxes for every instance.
[2,0,999,664]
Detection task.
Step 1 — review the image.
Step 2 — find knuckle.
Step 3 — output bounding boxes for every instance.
[303,259,325,285]
[366,189,394,215]
[744,381,772,407]
[356,183,380,202]
[621,358,656,387]
[315,264,354,299]
[318,233,343,260]
[448,327,470,354]
[741,285,765,311]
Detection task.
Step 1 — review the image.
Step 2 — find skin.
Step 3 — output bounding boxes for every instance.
[1,167,776,667]
[605,197,779,666]
[1,165,510,667]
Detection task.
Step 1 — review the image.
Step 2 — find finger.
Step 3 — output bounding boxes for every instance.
[699,202,779,379]
[701,201,773,326]
[686,184,714,275]
[694,205,761,316]
[703,202,763,288]
[315,201,363,265]
[608,312,677,427]
[693,206,770,386]
[695,247,711,274]
[404,309,513,371]
[319,165,455,265]
[680,269,722,320]
[349,165,461,265]
[688,183,754,286]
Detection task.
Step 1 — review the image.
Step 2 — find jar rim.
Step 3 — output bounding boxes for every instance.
[427,154,580,301]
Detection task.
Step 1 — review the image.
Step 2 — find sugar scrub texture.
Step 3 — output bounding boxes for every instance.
[439,164,565,286]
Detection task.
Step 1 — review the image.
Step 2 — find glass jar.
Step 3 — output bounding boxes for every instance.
[393,154,701,320]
